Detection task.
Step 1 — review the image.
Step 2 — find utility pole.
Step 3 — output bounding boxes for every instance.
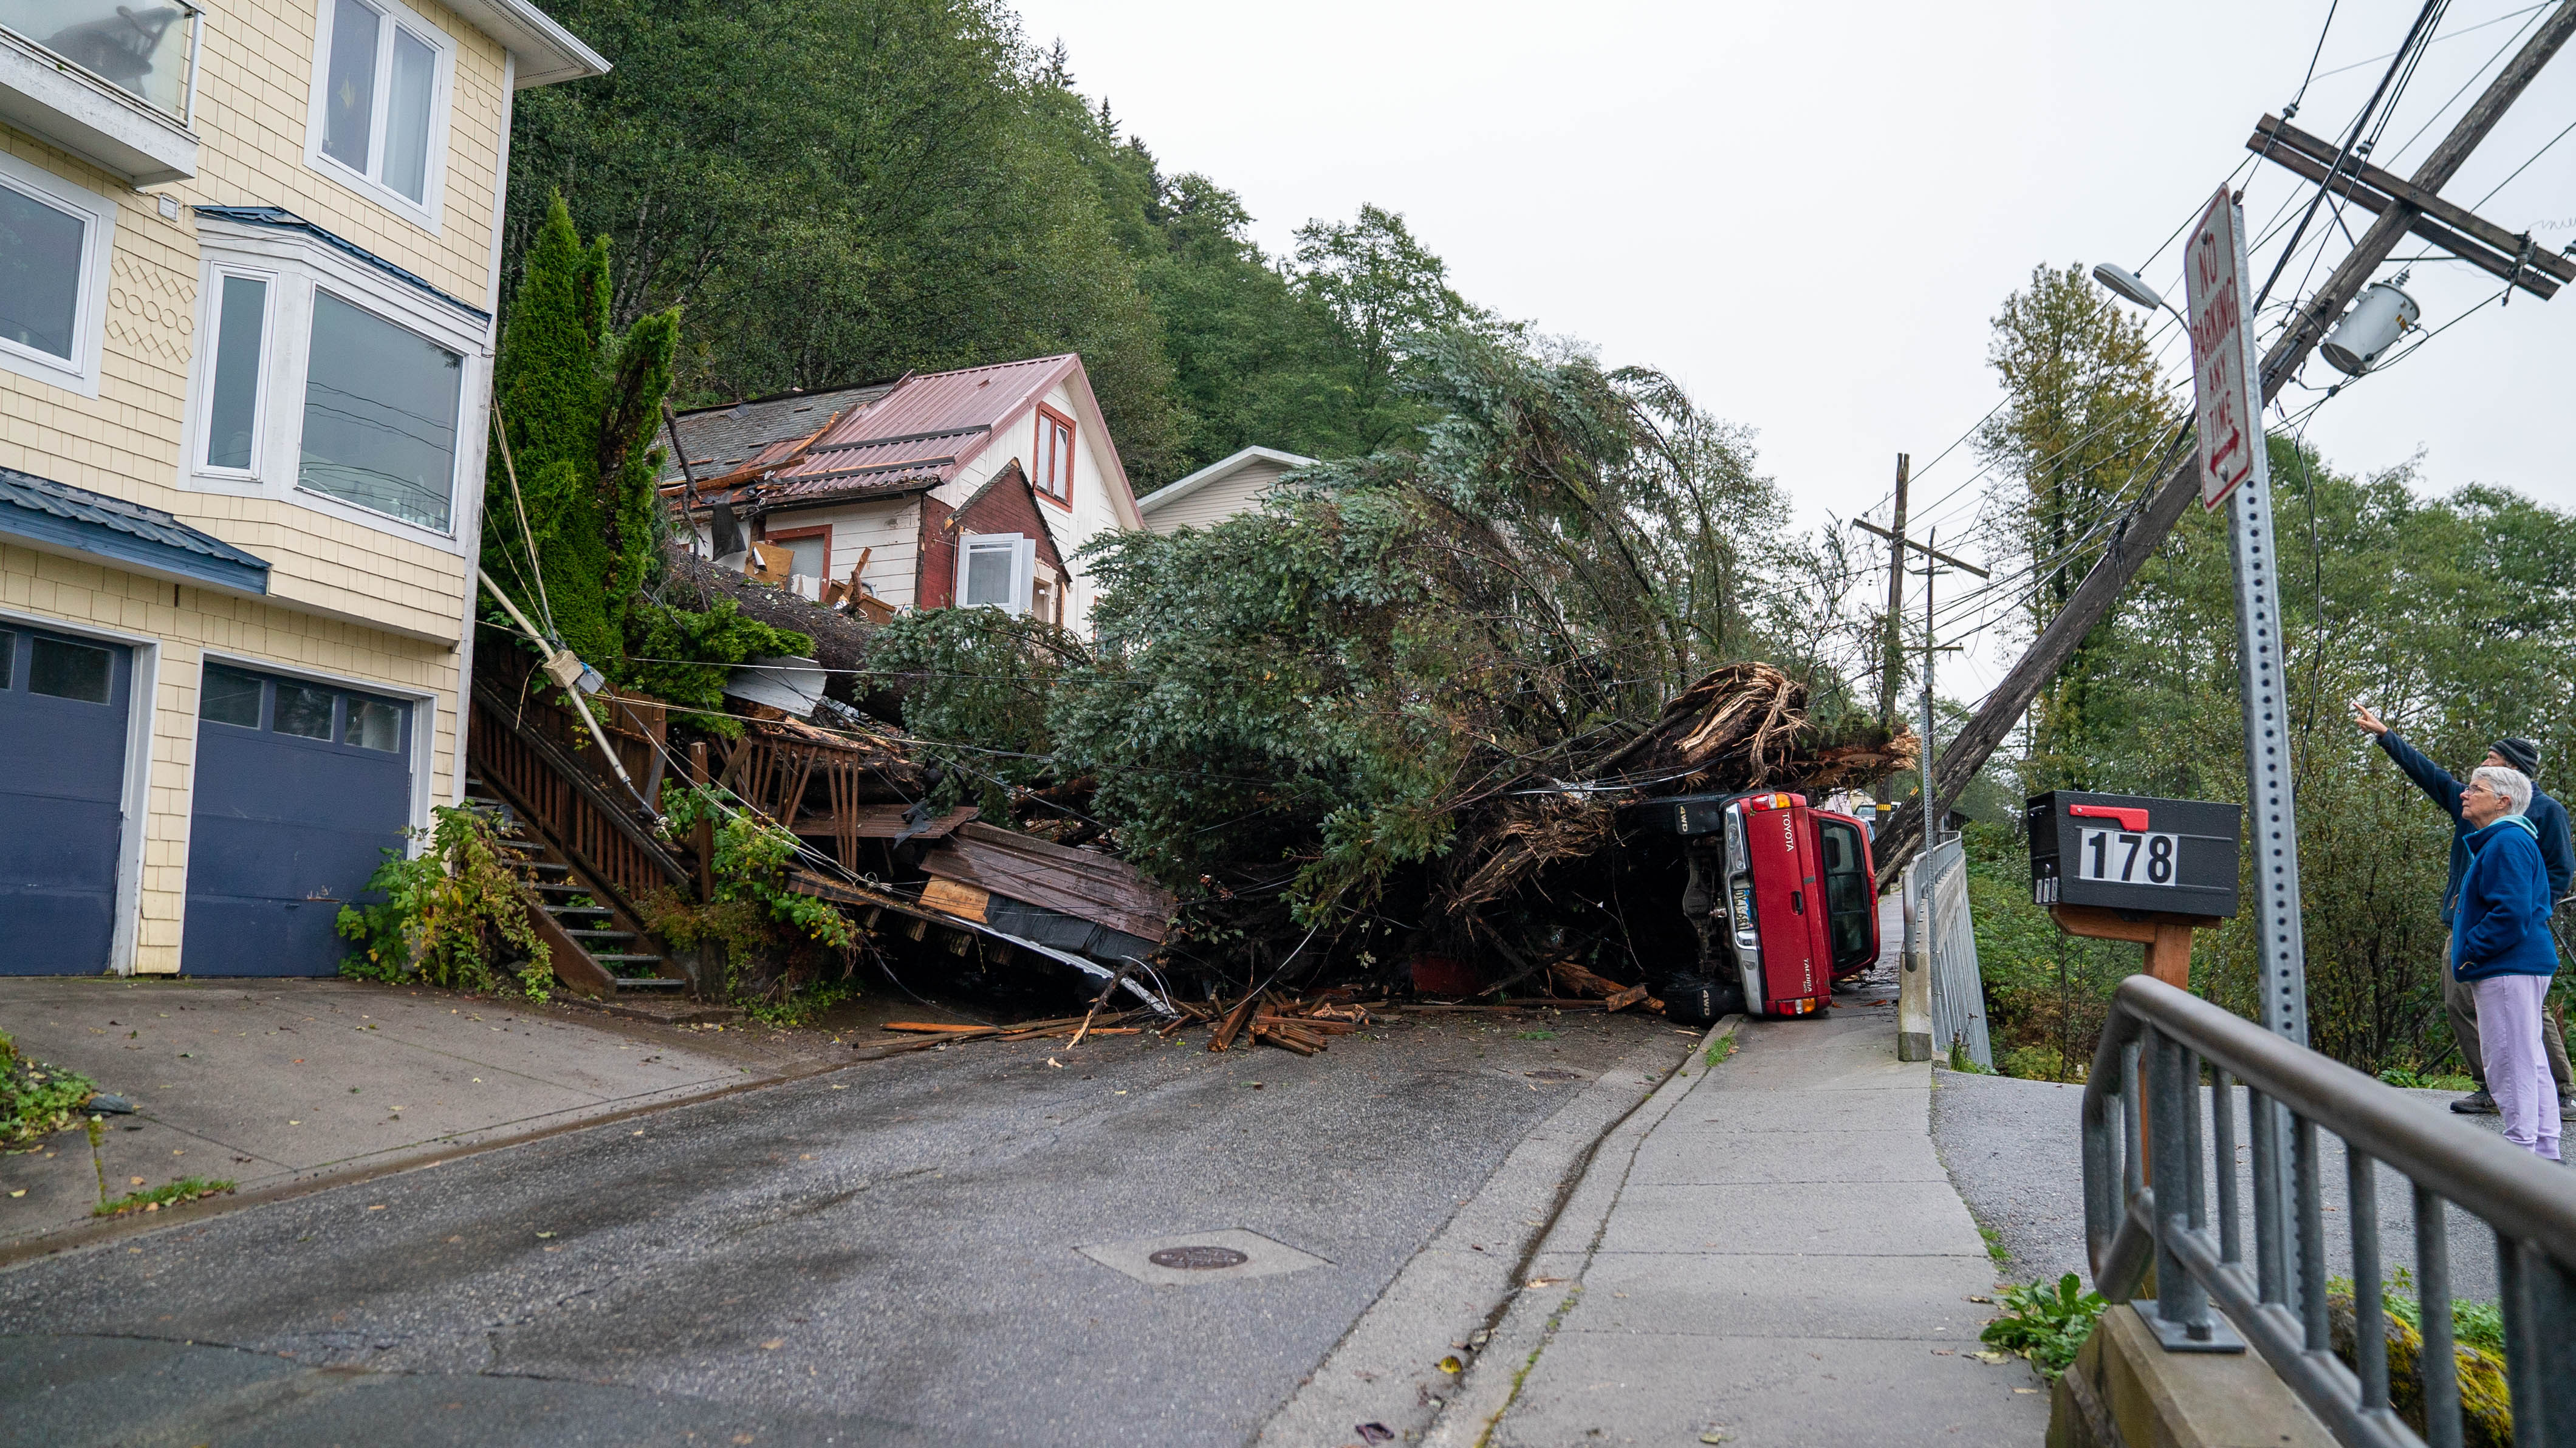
[1871,1,2576,892]
[1873,455,1911,811]
[1850,518,1985,838]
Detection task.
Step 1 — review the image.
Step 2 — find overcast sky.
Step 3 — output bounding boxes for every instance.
[1009,0,2576,703]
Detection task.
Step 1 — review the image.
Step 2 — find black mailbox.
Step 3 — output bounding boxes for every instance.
[2027,790,2241,918]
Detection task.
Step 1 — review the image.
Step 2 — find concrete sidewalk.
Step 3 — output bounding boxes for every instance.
[1432,999,2048,1447]
[0,977,778,1254]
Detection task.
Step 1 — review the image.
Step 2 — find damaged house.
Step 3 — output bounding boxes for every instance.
[660,355,1145,630]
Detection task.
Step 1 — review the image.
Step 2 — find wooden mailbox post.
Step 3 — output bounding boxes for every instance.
[2028,791,2242,988]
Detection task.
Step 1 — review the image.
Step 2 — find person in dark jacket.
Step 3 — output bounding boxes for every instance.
[2450,767,2561,1158]
[2354,705,2574,1115]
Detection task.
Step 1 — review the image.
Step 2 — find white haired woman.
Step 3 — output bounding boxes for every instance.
[2454,765,2562,1159]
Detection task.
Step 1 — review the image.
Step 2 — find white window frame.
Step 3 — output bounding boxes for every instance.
[0,149,116,398]
[187,263,281,480]
[301,0,455,232]
[181,216,487,554]
[961,532,1035,615]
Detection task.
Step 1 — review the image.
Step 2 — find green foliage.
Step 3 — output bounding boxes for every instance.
[1976,264,2179,789]
[1948,1039,1996,1074]
[485,194,680,676]
[2331,1277,2513,1446]
[1981,1273,2105,1379]
[1968,272,2576,1077]
[1705,1034,1737,1069]
[739,979,862,1028]
[93,1176,235,1218]
[2386,1059,2458,1088]
[879,337,1871,931]
[653,785,858,958]
[509,3,1184,481]
[335,806,555,1000]
[629,599,814,739]
[0,1029,95,1146]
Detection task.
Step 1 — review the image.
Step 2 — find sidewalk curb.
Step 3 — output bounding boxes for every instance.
[0,1043,914,1272]
[1419,1014,1742,1448]
[1252,1018,1716,1448]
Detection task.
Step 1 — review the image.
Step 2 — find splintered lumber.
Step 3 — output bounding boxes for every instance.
[882,1022,998,1034]
[1208,991,1266,1053]
[1256,1014,1357,1036]
[1251,1023,1324,1056]
[1546,960,1627,999]
[920,877,992,922]
[1603,983,1651,1013]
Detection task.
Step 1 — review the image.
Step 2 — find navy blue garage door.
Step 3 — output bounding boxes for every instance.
[182,664,413,975]
[0,627,131,974]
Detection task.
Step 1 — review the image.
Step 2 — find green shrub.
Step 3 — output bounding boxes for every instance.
[1999,1043,2087,1082]
[1981,1272,2105,1379]
[645,784,859,1016]
[337,805,553,999]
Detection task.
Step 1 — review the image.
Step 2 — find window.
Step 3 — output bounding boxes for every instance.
[185,214,486,547]
[200,663,409,753]
[202,274,269,473]
[762,525,831,584]
[200,665,265,728]
[348,697,402,751]
[297,290,462,531]
[276,683,337,739]
[1033,406,1074,505]
[961,534,1034,614]
[0,153,112,396]
[308,0,450,219]
[29,635,112,703]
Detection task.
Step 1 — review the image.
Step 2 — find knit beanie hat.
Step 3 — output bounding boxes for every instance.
[2493,737,2541,777]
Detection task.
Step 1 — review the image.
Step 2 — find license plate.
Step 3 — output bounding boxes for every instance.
[2074,828,2184,886]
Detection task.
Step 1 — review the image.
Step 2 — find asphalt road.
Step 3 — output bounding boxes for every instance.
[0,1007,1688,1447]
[1932,1068,2520,1306]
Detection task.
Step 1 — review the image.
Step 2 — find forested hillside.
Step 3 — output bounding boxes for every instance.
[504,0,1492,489]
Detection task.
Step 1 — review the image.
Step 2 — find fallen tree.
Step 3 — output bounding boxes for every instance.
[868,333,1911,989]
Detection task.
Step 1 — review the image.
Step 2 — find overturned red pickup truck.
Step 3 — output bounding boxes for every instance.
[1629,790,1880,1025]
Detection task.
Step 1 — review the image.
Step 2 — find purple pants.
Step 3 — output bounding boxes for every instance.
[2475,973,2563,1159]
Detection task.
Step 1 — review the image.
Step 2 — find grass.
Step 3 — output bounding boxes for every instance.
[92,1176,236,1218]
[2378,1066,2479,1093]
[1978,1221,2009,1267]
[1704,1033,1737,1069]
[1513,1030,1557,1040]
[1980,1273,2106,1379]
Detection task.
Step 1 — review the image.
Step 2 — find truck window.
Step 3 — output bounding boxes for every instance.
[1816,818,1875,971]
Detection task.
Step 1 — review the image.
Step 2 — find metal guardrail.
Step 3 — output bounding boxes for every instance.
[1918,838,1993,1069]
[2083,975,2576,1448]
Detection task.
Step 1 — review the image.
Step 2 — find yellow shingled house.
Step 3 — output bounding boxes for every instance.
[0,0,603,975]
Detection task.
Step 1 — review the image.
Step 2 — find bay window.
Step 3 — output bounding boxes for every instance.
[183,213,487,549]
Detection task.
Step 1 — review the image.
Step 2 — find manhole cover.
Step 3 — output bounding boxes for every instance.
[1149,1245,1250,1270]
[1526,1068,1581,1082]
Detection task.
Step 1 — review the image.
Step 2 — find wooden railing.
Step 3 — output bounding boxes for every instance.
[468,679,692,909]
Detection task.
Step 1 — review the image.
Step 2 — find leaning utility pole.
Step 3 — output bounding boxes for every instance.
[1871,0,2576,893]
[1873,454,1911,810]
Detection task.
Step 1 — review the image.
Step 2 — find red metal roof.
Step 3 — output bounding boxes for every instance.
[766,354,1082,488]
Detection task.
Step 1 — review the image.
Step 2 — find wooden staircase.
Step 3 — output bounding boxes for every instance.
[465,773,687,997]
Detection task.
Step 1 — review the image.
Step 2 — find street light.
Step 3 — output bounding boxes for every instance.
[2091,262,2175,316]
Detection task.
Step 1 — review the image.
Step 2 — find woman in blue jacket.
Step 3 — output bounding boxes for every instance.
[2453,766,2561,1159]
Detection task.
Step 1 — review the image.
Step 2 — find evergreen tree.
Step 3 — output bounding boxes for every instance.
[484,196,679,675]
[1975,263,2177,788]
